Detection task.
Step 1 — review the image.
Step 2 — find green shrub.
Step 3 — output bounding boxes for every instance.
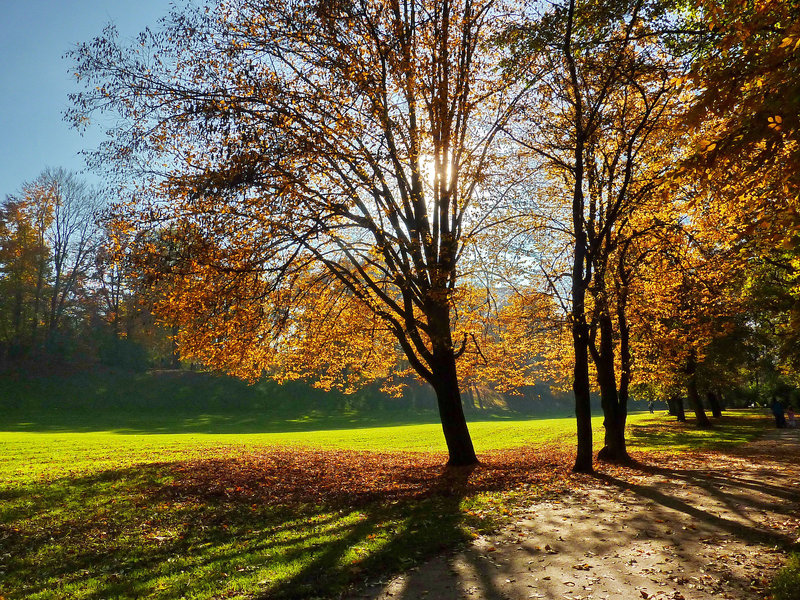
[772,553,800,600]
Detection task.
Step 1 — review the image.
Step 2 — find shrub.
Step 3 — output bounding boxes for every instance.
[772,553,800,600]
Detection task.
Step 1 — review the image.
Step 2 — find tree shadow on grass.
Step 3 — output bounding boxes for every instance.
[627,413,769,453]
[1,448,567,600]
[261,465,480,599]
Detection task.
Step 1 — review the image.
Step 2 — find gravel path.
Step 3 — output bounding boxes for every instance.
[349,428,800,600]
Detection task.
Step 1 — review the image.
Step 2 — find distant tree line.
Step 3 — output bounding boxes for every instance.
[0,168,179,372]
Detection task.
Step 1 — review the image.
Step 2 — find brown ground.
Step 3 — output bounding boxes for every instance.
[348,428,800,600]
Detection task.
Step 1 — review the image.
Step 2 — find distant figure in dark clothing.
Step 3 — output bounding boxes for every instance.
[771,398,787,428]
[788,406,796,428]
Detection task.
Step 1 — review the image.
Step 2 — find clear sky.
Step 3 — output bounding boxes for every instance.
[0,1,171,200]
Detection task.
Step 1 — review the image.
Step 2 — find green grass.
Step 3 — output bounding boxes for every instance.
[0,370,773,599]
[1,466,488,600]
[772,552,800,600]
[627,411,769,453]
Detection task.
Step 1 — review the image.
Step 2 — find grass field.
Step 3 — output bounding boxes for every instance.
[0,370,773,599]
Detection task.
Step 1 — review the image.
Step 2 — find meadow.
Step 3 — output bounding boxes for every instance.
[0,370,771,599]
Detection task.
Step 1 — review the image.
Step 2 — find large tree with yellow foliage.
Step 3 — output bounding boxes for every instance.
[69,0,538,466]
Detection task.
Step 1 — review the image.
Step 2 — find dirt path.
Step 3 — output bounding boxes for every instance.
[349,428,800,600]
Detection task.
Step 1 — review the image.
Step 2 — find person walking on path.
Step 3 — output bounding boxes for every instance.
[787,405,796,428]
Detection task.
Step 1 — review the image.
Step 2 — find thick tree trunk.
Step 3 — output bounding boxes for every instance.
[572,330,594,473]
[686,352,711,428]
[427,303,478,467]
[707,392,723,418]
[668,396,686,421]
[594,315,630,463]
[431,362,477,466]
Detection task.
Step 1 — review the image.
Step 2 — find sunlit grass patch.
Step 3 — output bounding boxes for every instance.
[0,445,573,600]
[626,409,769,453]
[0,409,772,599]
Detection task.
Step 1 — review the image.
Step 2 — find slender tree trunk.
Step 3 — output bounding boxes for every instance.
[564,0,593,474]
[686,352,711,428]
[595,314,630,463]
[31,261,45,350]
[617,281,631,439]
[571,278,593,472]
[170,323,180,369]
[474,387,485,410]
[464,386,476,411]
[12,286,23,348]
[707,391,722,418]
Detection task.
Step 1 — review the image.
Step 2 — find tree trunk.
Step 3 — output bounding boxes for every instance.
[431,354,477,466]
[427,303,478,467]
[668,396,686,421]
[170,323,180,369]
[464,386,476,411]
[474,386,485,410]
[565,0,593,474]
[12,286,23,348]
[594,314,630,463]
[686,352,711,428]
[616,279,631,440]
[707,391,722,418]
[31,258,46,351]
[572,329,594,473]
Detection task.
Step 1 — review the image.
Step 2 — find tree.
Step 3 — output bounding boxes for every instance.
[681,0,800,387]
[626,197,746,428]
[0,194,51,362]
[0,170,103,364]
[505,0,685,469]
[70,0,534,465]
[36,169,103,341]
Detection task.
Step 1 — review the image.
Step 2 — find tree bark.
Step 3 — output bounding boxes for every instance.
[594,314,630,463]
[427,302,478,467]
[431,359,477,466]
[572,325,594,473]
[565,0,593,474]
[707,391,723,418]
[686,352,711,428]
[668,396,686,421]
[616,272,632,444]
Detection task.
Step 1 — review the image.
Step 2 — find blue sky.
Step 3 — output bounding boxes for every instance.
[0,1,171,199]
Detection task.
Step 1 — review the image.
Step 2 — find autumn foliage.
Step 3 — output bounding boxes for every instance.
[58,0,800,471]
